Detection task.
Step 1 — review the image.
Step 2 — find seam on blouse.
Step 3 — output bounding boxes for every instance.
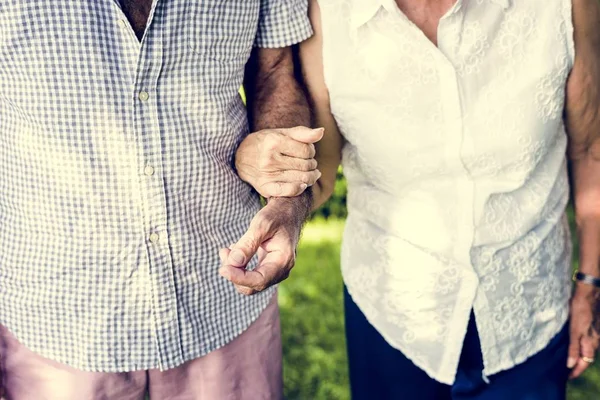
[563,0,575,68]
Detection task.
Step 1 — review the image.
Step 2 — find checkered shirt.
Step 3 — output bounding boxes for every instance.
[0,0,312,372]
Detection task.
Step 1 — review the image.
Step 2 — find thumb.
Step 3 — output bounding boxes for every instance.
[227,223,268,268]
[281,126,324,144]
[219,247,231,263]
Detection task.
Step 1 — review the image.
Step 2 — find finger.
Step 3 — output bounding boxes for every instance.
[257,247,268,264]
[252,260,292,287]
[259,181,308,198]
[251,247,296,287]
[570,358,591,379]
[276,154,318,171]
[258,170,321,198]
[570,335,597,379]
[280,127,324,144]
[276,135,316,159]
[219,265,267,291]
[219,248,230,263]
[217,265,259,296]
[568,323,581,369]
[235,284,257,296]
[227,217,272,268]
[220,248,291,292]
[275,169,321,186]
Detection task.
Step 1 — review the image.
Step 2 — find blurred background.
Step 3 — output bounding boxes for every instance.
[279,169,600,400]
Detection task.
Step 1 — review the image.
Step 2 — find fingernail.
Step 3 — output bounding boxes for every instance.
[567,357,577,368]
[230,250,245,265]
[300,183,308,190]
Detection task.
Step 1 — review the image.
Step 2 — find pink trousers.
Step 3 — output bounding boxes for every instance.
[0,294,282,400]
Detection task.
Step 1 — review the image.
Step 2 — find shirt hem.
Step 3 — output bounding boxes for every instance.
[0,289,277,373]
[482,304,569,378]
[344,280,470,385]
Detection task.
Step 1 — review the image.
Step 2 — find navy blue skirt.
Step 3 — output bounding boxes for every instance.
[344,287,570,400]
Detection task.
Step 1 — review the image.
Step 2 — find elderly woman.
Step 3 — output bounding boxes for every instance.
[222,0,600,398]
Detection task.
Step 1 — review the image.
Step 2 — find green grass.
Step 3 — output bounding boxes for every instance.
[281,216,600,400]
[280,219,349,400]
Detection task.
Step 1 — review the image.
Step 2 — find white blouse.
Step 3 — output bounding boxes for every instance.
[319,0,575,383]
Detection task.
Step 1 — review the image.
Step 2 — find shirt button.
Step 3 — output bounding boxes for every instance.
[149,233,160,244]
[118,19,128,29]
[144,165,155,176]
[138,91,150,101]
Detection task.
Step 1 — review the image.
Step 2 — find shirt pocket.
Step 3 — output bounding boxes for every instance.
[187,0,260,63]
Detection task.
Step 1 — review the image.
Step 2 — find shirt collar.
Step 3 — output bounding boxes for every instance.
[349,0,512,30]
[349,0,380,29]
[489,0,511,9]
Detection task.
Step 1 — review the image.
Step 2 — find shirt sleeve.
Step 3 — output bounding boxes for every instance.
[254,0,314,48]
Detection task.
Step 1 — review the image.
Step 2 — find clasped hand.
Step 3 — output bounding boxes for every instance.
[220,126,322,295]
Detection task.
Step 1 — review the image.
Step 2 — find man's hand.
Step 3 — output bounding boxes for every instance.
[568,285,600,379]
[236,126,323,198]
[219,197,308,295]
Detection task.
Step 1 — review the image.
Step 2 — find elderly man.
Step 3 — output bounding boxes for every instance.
[0,1,323,399]
[227,0,600,398]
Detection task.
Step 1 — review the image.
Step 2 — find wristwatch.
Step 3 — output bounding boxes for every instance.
[572,269,600,289]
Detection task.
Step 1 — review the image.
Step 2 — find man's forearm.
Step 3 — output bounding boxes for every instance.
[245,47,311,131]
[245,46,314,212]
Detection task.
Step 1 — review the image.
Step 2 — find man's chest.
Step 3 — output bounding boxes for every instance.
[119,0,153,40]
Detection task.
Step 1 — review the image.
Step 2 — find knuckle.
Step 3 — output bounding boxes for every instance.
[309,171,321,183]
[292,184,306,196]
[259,180,279,197]
[288,256,297,268]
[237,286,254,296]
[287,158,302,170]
[278,184,295,197]
[264,169,282,180]
[239,239,257,255]
[264,134,281,151]
[267,182,283,196]
[255,215,273,235]
[282,248,296,264]
[298,161,312,172]
[300,145,312,159]
[300,173,312,184]
[257,157,274,170]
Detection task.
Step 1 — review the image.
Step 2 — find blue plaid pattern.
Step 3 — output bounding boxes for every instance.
[0,0,311,372]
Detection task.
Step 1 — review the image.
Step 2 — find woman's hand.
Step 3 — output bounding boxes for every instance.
[235,126,324,198]
[568,284,600,378]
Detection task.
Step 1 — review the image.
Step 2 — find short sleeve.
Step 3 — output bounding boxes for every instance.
[254,0,314,48]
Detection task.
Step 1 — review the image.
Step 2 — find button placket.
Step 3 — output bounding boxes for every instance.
[144,165,155,176]
[149,232,160,244]
[132,21,183,369]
